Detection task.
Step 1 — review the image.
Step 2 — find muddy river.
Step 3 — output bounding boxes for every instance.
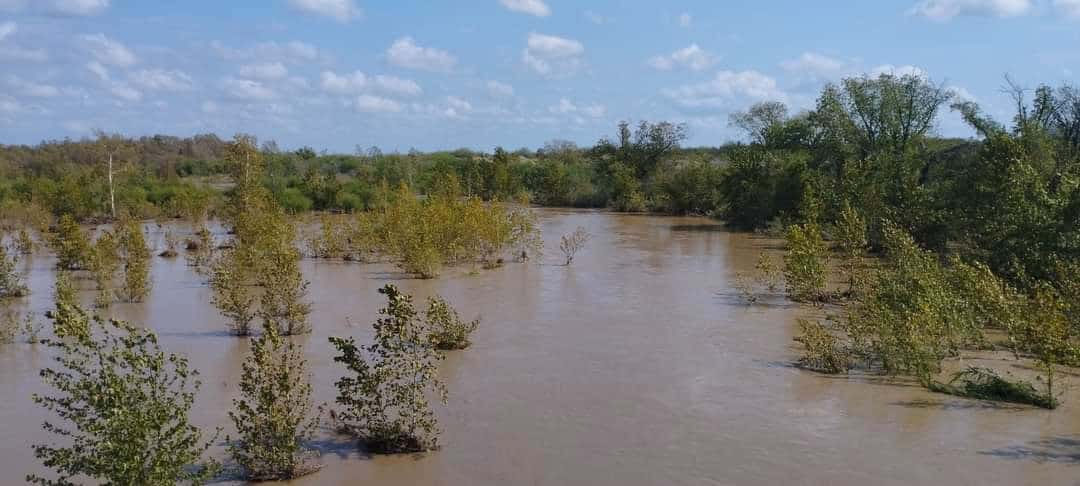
[1,209,1078,485]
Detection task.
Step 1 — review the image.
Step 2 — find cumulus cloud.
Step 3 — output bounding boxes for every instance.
[1055,0,1080,17]
[649,44,716,71]
[130,68,193,91]
[386,37,456,73]
[320,70,420,97]
[86,61,109,80]
[500,0,550,16]
[549,98,606,117]
[211,40,323,64]
[663,70,786,110]
[287,0,361,22]
[110,83,142,102]
[522,33,585,78]
[909,0,1032,20]
[374,75,421,96]
[354,94,402,113]
[871,64,928,78]
[320,70,367,94]
[487,80,514,97]
[0,0,109,16]
[79,33,136,67]
[0,21,48,62]
[7,76,60,97]
[222,77,275,101]
[239,61,288,80]
[780,52,848,79]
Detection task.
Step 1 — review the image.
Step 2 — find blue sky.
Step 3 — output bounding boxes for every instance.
[1,0,1078,152]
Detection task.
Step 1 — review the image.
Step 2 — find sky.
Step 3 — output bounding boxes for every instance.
[0,0,1078,152]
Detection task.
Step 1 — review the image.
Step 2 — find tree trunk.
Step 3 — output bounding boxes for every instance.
[108,153,116,220]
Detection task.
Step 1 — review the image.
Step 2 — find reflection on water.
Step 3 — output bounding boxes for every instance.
[1,209,1078,485]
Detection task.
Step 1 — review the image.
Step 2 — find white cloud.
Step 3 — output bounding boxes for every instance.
[500,0,550,17]
[522,33,585,78]
[374,75,421,96]
[0,0,109,15]
[663,70,786,110]
[584,11,610,24]
[386,37,456,73]
[0,45,47,62]
[110,84,142,102]
[211,40,323,63]
[649,44,716,71]
[909,0,1032,20]
[354,94,402,113]
[0,21,14,41]
[549,98,605,117]
[130,69,192,91]
[287,0,361,22]
[678,12,692,27]
[79,33,136,67]
[1055,0,1080,17]
[320,70,367,94]
[581,103,606,118]
[446,96,472,114]
[7,76,60,97]
[871,64,928,78]
[487,80,514,97]
[86,61,109,80]
[780,52,848,79]
[222,77,275,101]
[46,0,109,16]
[239,61,288,80]
[949,85,977,102]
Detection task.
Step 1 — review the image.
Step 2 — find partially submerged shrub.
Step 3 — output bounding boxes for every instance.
[0,309,17,344]
[159,228,179,258]
[28,308,219,485]
[117,219,152,302]
[50,271,88,340]
[257,247,312,336]
[834,202,868,296]
[15,227,35,255]
[795,319,851,374]
[929,367,1056,409]
[228,323,320,480]
[0,244,28,298]
[559,226,591,266]
[424,295,480,350]
[49,215,91,271]
[329,285,447,454]
[87,230,119,308]
[754,252,783,292]
[783,223,828,302]
[210,248,255,336]
[1005,285,1077,406]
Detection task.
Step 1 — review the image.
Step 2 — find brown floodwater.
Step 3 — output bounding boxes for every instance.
[2,209,1079,485]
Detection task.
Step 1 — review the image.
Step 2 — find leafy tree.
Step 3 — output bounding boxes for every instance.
[0,243,27,298]
[28,308,218,485]
[228,323,320,480]
[329,285,447,453]
[49,215,91,271]
[423,295,480,350]
[783,223,828,302]
[729,101,789,145]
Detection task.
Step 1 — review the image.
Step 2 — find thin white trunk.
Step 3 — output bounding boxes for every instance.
[108,152,116,219]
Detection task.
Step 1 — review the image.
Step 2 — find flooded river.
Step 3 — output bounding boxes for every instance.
[1,209,1078,485]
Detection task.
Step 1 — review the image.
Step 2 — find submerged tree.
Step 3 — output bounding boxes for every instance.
[0,243,28,298]
[117,219,152,302]
[49,215,91,271]
[424,295,480,350]
[559,226,592,266]
[329,285,447,453]
[28,308,218,485]
[228,323,320,480]
[783,223,829,302]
